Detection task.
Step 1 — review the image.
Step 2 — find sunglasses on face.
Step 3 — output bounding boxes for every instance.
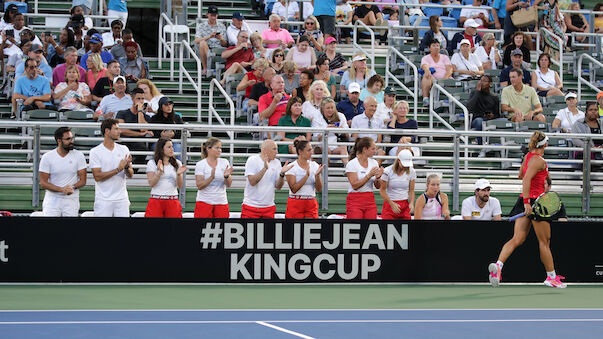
[306,22,314,25]
[274,54,284,57]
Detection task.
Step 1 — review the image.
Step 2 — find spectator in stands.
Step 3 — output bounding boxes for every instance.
[44,28,74,67]
[270,48,285,74]
[194,137,233,218]
[115,88,153,165]
[379,149,416,220]
[312,97,349,165]
[282,60,299,94]
[292,70,314,103]
[70,17,86,51]
[105,0,129,27]
[565,2,589,45]
[531,53,564,98]
[500,49,531,87]
[376,86,396,122]
[102,20,124,50]
[5,39,30,74]
[249,67,275,108]
[1,13,30,60]
[503,0,529,45]
[461,179,502,220]
[314,0,336,39]
[0,4,18,31]
[387,100,419,158]
[340,53,376,96]
[359,74,385,103]
[474,33,501,70]
[53,47,87,87]
[226,12,251,46]
[277,97,312,154]
[571,102,603,160]
[219,31,255,85]
[451,39,484,81]
[149,97,184,155]
[345,137,383,219]
[353,0,385,28]
[15,44,53,80]
[110,29,143,61]
[118,41,147,82]
[352,97,386,159]
[421,40,453,106]
[420,15,449,52]
[460,0,492,29]
[537,0,567,61]
[13,58,53,113]
[314,55,336,98]
[90,118,133,217]
[242,139,293,219]
[285,35,317,70]
[39,126,87,216]
[289,0,314,21]
[598,92,603,118]
[323,37,347,74]
[302,80,331,122]
[595,3,603,34]
[250,32,267,59]
[19,29,44,48]
[414,173,450,220]
[502,31,531,67]
[450,19,482,53]
[80,34,114,70]
[71,4,93,22]
[53,65,93,112]
[284,139,324,219]
[137,79,163,114]
[336,0,354,44]
[86,53,106,91]
[337,82,365,126]
[299,16,324,52]
[262,14,295,50]
[92,60,123,102]
[236,58,268,106]
[145,138,186,218]
[501,68,544,123]
[467,75,501,132]
[272,0,292,20]
[195,5,227,76]
[259,75,291,126]
[94,75,132,120]
[491,0,506,29]
[552,92,584,133]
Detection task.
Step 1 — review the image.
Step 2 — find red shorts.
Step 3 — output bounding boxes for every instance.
[145,198,182,218]
[381,200,411,219]
[285,197,318,219]
[346,192,377,219]
[194,201,230,218]
[241,204,276,218]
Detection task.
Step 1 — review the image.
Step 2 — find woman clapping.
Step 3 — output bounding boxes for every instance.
[285,139,324,218]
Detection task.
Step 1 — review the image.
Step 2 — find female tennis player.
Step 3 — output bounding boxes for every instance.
[379,149,416,219]
[345,137,383,219]
[194,137,233,218]
[145,138,187,217]
[284,139,325,218]
[488,131,566,288]
[414,173,450,220]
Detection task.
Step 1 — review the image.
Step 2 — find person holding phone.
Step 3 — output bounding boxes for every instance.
[194,5,227,75]
[115,87,153,165]
[53,65,92,111]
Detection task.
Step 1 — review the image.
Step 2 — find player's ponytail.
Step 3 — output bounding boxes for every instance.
[528,131,548,150]
[349,137,373,160]
[202,137,221,159]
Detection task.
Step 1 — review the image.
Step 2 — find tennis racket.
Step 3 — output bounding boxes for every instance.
[509,192,562,221]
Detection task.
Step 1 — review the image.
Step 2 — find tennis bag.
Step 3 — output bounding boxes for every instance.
[511,7,538,27]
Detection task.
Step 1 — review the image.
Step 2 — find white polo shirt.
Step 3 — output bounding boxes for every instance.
[461,195,502,220]
[89,142,130,202]
[39,148,87,199]
[195,158,230,205]
[381,165,417,201]
[451,52,482,80]
[147,159,182,196]
[243,154,282,208]
[286,160,320,197]
[351,113,384,142]
[346,157,379,193]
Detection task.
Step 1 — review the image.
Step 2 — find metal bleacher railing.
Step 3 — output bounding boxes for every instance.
[577,53,603,101]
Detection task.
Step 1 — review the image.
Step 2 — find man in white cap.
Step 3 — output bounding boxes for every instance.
[462,178,502,220]
[336,82,365,126]
[449,18,482,55]
[460,0,492,28]
[226,12,251,46]
[94,75,133,121]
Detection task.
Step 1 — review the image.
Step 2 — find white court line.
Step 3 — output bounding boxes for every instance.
[256,321,315,339]
[1,308,603,312]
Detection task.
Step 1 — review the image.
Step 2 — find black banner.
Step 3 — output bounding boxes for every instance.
[0,218,601,283]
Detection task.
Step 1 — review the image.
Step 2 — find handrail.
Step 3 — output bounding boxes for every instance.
[431,83,469,171]
[158,13,176,78]
[208,78,236,164]
[179,40,202,121]
[577,53,603,101]
[347,1,493,10]
[386,47,418,119]
[570,32,603,53]
[388,25,505,44]
[560,9,603,34]
[538,27,564,83]
[353,20,376,73]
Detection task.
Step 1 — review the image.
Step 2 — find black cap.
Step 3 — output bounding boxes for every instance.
[30,44,43,53]
[158,96,174,107]
[6,4,19,11]
[207,5,218,14]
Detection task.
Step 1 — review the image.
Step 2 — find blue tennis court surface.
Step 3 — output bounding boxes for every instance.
[1,309,602,338]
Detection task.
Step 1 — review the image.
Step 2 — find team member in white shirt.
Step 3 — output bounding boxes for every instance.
[242,139,293,218]
[345,137,383,219]
[89,118,133,217]
[39,127,87,216]
[195,137,233,218]
[462,178,502,220]
[285,139,324,218]
[379,149,416,220]
[145,138,187,217]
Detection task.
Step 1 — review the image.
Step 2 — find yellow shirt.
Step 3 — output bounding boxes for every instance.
[501,84,540,117]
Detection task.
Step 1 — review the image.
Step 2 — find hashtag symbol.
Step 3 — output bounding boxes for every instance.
[200,222,223,249]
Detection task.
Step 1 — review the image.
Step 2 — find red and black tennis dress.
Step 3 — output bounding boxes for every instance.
[509,152,548,218]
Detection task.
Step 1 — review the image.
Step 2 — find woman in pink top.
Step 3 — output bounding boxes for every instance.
[85,53,107,90]
[285,35,316,71]
[420,39,453,106]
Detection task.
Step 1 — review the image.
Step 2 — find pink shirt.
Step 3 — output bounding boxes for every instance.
[421,54,452,80]
[261,28,294,49]
[86,68,107,91]
[52,63,87,87]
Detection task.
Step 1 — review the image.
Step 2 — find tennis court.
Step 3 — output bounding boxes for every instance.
[1,284,602,338]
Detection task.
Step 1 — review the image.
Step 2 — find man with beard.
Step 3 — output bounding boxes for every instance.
[89,118,133,217]
[39,127,88,216]
[467,75,501,132]
[461,178,502,220]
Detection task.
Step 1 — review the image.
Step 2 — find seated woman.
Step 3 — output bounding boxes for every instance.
[219,31,255,85]
[552,92,584,133]
[271,48,285,74]
[311,97,349,166]
[387,100,419,158]
[53,65,92,112]
[277,97,312,155]
[44,28,75,67]
[323,37,348,74]
[420,15,449,52]
[451,39,484,80]
[359,74,385,103]
[282,60,299,94]
[302,80,331,122]
[474,33,502,70]
[313,55,336,99]
[250,32,266,60]
[565,2,589,45]
[137,79,163,115]
[285,35,317,71]
[292,70,314,103]
[118,41,148,82]
[531,53,563,97]
[85,53,106,91]
[595,3,603,34]
[502,31,531,67]
[340,53,376,96]
[420,39,453,105]
[236,58,269,108]
[298,16,324,52]
[414,173,450,220]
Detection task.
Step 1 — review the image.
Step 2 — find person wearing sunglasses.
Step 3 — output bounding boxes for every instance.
[298,16,324,52]
[271,48,285,74]
[13,58,53,114]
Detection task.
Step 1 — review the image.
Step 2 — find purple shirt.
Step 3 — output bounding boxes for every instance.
[52,63,87,87]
